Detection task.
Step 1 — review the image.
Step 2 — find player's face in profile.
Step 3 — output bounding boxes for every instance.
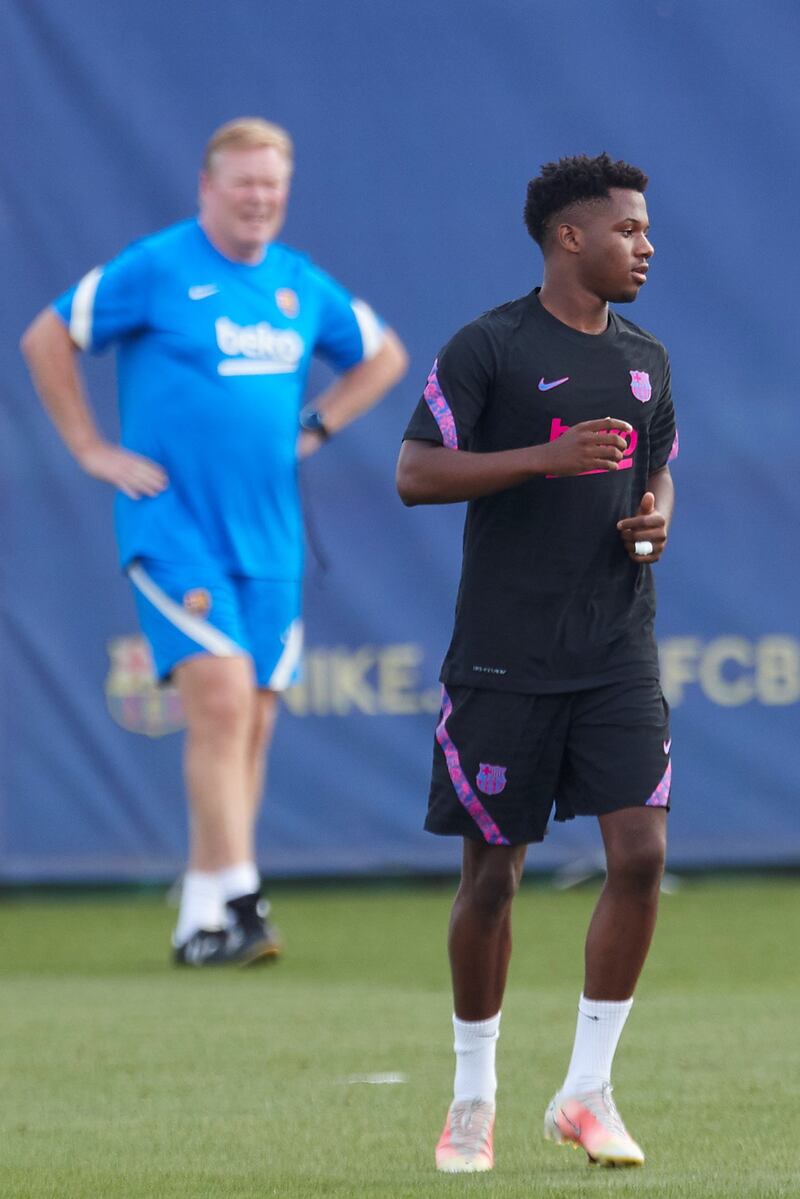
[578,188,653,304]
[200,145,292,262]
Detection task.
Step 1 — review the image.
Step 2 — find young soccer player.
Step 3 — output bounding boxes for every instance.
[397,153,678,1171]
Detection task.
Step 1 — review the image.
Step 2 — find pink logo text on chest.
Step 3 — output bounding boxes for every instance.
[630,370,652,402]
[547,417,638,477]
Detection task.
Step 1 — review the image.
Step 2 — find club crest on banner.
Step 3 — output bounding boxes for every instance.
[105,635,186,737]
[629,370,652,402]
[476,763,507,796]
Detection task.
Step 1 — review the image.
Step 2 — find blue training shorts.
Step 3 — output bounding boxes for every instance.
[127,558,303,690]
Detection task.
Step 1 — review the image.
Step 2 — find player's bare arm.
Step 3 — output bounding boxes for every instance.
[297,328,408,459]
[20,307,168,500]
[616,465,674,563]
[396,416,632,506]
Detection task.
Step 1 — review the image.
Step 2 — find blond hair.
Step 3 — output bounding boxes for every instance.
[203,117,294,173]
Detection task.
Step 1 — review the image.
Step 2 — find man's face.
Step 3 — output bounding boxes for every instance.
[572,188,654,304]
[199,144,292,263]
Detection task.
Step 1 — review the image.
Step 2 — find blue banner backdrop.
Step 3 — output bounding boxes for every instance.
[1,0,798,881]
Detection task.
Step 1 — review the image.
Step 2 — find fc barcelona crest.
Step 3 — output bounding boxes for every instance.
[276,288,300,318]
[629,370,652,402]
[476,763,507,796]
[183,588,211,616]
[105,634,186,737]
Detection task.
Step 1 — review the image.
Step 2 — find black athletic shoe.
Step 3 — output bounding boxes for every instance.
[173,928,230,966]
[225,891,282,965]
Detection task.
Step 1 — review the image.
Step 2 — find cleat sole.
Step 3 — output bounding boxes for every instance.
[593,1153,644,1168]
[237,943,282,966]
[436,1159,493,1174]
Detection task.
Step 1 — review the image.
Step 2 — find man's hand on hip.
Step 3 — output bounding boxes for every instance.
[78,440,168,499]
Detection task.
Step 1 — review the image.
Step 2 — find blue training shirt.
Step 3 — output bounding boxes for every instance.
[53,218,385,578]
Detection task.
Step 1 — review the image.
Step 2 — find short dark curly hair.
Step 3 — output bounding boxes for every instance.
[523,153,648,247]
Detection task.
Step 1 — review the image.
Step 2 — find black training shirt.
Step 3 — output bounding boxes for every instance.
[403,290,678,693]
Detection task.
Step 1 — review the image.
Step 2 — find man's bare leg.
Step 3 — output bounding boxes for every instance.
[217,687,283,953]
[435,840,527,1173]
[585,806,667,999]
[449,840,528,1020]
[245,689,280,826]
[176,654,258,872]
[547,808,667,1166]
[171,654,257,950]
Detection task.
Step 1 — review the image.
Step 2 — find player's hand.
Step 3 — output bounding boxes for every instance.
[296,429,327,460]
[540,417,633,476]
[617,491,667,562]
[77,441,168,499]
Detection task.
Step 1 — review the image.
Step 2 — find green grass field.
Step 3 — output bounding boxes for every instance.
[0,877,797,1198]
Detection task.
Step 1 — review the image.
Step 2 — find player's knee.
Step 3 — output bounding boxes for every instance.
[464,857,521,921]
[609,838,665,895]
[188,678,254,741]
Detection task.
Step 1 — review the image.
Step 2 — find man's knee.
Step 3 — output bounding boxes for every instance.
[607,832,665,894]
[460,845,525,921]
[179,658,256,739]
[199,685,253,737]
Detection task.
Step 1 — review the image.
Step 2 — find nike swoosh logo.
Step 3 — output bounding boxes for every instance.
[663,739,672,755]
[538,376,570,391]
[188,284,219,300]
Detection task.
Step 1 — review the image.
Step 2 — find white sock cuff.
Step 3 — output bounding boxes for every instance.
[175,871,224,943]
[561,993,635,1096]
[578,994,634,1021]
[453,1012,501,1052]
[452,1012,501,1103]
[184,869,217,889]
[217,861,260,903]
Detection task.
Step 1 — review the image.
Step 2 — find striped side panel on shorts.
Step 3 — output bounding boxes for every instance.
[645,759,672,807]
[127,563,243,657]
[268,618,304,692]
[435,687,510,845]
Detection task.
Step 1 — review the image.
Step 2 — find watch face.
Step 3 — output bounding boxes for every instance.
[300,409,329,437]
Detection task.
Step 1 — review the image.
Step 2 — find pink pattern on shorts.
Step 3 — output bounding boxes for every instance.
[645,759,672,807]
[436,688,510,845]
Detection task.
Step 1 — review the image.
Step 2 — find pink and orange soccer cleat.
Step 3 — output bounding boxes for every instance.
[435,1098,495,1173]
[544,1083,645,1167]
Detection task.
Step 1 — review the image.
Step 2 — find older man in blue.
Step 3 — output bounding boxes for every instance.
[21,117,408,965]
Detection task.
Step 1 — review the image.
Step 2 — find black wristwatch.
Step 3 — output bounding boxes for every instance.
[299,408,331,440]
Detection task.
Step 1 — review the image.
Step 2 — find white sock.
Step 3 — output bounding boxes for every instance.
[217,861,260,904]
[174,871,225,945]
[452,1012,501,1103]
[561,993,634,1095]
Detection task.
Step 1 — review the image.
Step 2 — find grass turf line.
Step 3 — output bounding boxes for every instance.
[0,878,797,1198]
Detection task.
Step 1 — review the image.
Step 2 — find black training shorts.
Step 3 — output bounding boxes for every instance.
[426,679,671,846]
